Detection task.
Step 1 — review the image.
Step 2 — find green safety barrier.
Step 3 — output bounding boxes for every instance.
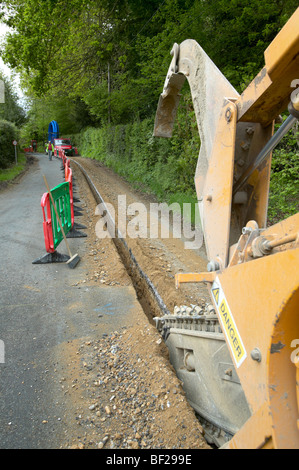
[50,182,72,249]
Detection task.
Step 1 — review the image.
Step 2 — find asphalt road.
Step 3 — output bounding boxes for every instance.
[0,154,141,448]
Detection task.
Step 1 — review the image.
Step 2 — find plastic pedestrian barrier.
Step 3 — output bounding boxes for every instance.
[41,191,55,253]
[32,181,73,264]
[50,181,72,248]
[66,168,75,227]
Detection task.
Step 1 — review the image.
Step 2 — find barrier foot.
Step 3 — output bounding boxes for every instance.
[66,227,87,238]
[32,251,70,264]
[74,222,87,229]
[73,196,81,203]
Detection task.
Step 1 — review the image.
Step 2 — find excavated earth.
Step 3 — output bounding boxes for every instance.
[60,156,211,450]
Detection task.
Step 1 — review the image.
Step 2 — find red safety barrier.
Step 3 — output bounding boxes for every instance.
[65,158,70,181]
[74,147,79,155]
[41,191,55,253]
[33,173,83,264]
[66,167,75,227]
[61,150,66,167]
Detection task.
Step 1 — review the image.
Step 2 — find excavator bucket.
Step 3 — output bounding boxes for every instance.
[154,8,299,448]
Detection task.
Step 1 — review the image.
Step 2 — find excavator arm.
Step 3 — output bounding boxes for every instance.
[154,8,299,448]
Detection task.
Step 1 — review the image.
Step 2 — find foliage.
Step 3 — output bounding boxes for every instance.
[1,1,298,221]
[0,152,26,181]
[0,119,19,168]
[77,89,200,209]
[0,71,26,126]
[268,121,299,223]
[2,0,298,121]
[19,95,94,147]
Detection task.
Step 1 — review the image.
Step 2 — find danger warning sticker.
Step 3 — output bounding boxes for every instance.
[211,277,247,368]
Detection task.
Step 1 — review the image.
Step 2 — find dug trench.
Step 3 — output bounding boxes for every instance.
[71,157,210,315]
[58,155,212,449]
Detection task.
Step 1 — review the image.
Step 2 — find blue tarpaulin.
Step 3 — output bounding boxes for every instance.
[48,121,59,143]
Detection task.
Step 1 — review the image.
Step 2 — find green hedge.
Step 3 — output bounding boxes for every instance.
[76,112,298,225]
[268,124,299,223]
[77,110,200,207]
[0,120,19,169]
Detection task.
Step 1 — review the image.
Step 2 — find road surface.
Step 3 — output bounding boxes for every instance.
[0,154,142,448]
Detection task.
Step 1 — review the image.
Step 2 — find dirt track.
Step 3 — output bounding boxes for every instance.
[71,157,210,315]
[61,156,211,449]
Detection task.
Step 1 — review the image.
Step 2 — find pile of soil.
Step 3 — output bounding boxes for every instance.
[64,324,209,449]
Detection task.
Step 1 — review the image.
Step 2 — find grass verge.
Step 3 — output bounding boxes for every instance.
[0,152,27,183]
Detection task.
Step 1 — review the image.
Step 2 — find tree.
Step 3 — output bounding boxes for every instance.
[1,0,298,125]
[0,71,26,125]
[0,119,19,168]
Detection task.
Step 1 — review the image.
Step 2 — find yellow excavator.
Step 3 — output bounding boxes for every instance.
[153,8,299,449]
